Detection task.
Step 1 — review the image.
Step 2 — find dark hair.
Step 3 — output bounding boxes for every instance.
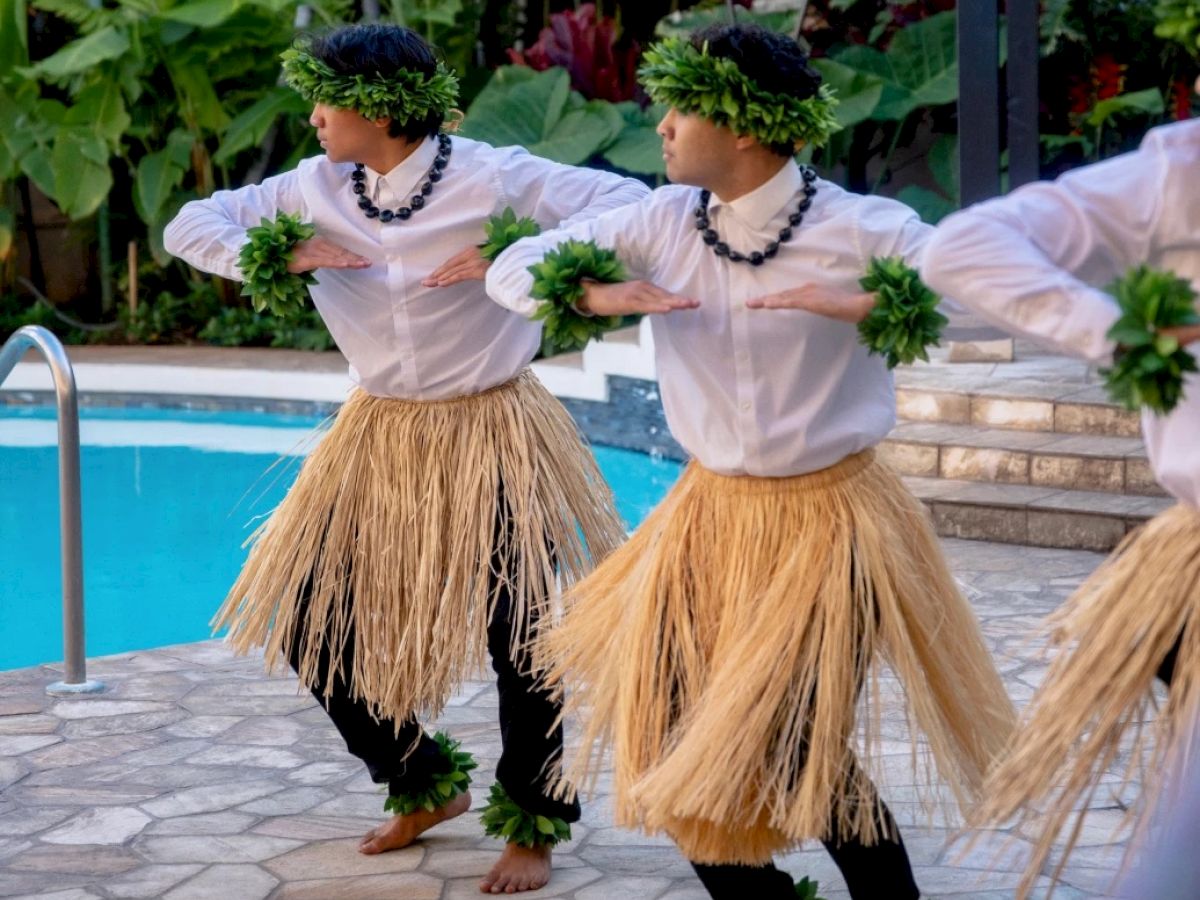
[689,23,824,157]
[307,24,442,142]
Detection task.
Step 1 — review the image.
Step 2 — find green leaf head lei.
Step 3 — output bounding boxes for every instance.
[637,36,841,150]
[281,41,460,125]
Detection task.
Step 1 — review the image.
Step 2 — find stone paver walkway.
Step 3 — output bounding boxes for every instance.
[0,539,1140,899]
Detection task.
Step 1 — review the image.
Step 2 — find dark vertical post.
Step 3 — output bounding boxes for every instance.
[957,1,1001,204]
[1006,0,1040,188]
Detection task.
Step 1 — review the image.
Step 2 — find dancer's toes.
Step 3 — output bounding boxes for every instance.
[479,843,551,893]
[358,790,471,854]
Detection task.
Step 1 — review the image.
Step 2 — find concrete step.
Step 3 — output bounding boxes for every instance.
[894,379,1140,439]
[905,476,1175,553]
[881,421,1165,497]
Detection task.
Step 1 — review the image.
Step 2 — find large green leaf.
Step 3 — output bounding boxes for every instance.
[166,129,196,170]
[602,102,666,176]
[134,146,188,225]
[1086,88,1165,127]
[167,59,230,132]
[214,88,309,165]
[834,10,958,121]
[64,81,131,148]
[51,127,113,219]
[928,132,957,198]
[811,58,884,129]
[895,184,955,224]
[0,85,57,196]
[160,0,244,27]
[28,26,130,79]
[0,0,28,71]
[532,99,622,165]
[461,67,621,165]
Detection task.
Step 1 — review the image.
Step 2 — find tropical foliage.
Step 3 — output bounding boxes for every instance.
[2,0,1194,352]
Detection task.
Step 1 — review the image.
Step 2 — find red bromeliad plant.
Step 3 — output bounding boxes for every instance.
[508,3,640,103]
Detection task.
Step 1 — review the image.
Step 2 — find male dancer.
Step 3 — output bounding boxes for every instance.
[486,24,1014,899]
[919,94,1200,897]
[165,23,644,894]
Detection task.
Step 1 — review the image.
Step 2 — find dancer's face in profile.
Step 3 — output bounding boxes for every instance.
[656,107,741,190]
[308,103,392,164]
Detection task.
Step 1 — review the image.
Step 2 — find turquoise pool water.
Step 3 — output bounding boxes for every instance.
[0,406,682,671]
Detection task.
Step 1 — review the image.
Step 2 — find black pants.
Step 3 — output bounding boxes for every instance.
[287,533,579,823]
[1158,633,1181,686]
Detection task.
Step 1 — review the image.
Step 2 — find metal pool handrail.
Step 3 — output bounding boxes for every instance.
[0,326,103,695]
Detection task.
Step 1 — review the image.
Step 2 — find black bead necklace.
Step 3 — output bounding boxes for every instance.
[694,165,818,266]
[350,133,452,223]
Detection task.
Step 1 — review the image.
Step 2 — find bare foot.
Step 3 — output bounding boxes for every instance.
[358,790,471,854]
[480,842,552,894]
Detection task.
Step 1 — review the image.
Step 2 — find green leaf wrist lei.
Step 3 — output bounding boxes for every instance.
[281,45,459,124]
[1101,265,1199,414]
[527,239,627,354]
[383,732,477,816]
[638,37,840,150]
[480,782,572,847]
[856,256,948,368]
[236,212,317,317]
[479,207,541,262]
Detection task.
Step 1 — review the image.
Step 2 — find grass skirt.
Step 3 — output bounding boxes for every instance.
[213,371,625,723]
[971,503,1200,898]
[538,450,1015,864]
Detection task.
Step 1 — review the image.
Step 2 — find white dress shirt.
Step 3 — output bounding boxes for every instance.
[487,160,933,477]
[922,120,1200,508]
[164,136,648,400]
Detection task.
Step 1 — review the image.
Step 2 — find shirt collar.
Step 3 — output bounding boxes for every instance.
[361,136,441,206]
[707,160,806,231]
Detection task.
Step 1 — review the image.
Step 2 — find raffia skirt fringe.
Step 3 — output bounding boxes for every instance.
[537,449,1015,864]
[213,370,626,723]
[971,503,1200,899]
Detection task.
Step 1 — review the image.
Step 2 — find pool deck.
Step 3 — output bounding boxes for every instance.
[0,538,1139,900]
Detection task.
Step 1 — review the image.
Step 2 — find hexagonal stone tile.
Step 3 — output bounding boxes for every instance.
[42,806,152,845]
[274,872,443,899]
[163,863,278,900]
[264,837,424,880]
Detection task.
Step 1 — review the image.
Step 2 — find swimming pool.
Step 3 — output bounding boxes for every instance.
[0,406,682,671]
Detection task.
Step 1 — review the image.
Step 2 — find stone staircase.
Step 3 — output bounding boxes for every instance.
[885,354,1172,552]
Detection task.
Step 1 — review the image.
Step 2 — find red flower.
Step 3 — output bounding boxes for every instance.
[1171,78,1194,120]
[507,3,640,103]
[1091,54,1126,100]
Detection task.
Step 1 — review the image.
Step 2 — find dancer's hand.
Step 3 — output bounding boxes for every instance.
[578,281,699,316]
[423,246,489,287]
[745,284,875,323]
[1160,324,1200,347]
[287,237,371,273]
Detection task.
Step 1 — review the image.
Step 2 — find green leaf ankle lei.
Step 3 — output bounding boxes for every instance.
[638,37,840,150]
[794,876,827,900]
[1101,265,1199,414]
[857,256,948,368]
[281,46,459,124]
[236,212,317,317]
[480,782,572,847]
[527,238,626,354]
[479,207,541,262]
[383,732,477,816]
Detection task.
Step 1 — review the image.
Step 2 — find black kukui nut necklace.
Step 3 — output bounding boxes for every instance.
[351,133,452,223]
[694,165,818,266]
